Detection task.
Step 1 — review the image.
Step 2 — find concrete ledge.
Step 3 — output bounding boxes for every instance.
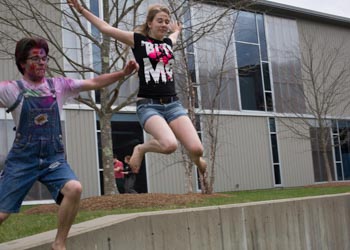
[1,193,350,250]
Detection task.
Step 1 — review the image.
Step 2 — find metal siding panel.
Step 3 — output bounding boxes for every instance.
[0,3,63,80]
[266,15,305,114]
[0,59,20,82]
[146,134,188,194]
[65,109,99,198]
[297,19,350,117]
[194,6,239,111]
[277,118,315,186]
[202,115,274,192]
[147,115,287,193]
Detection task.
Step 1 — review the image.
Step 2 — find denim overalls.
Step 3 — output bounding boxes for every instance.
[0,79,77,213]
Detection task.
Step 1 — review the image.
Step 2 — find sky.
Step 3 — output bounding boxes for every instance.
[270,0,350,18]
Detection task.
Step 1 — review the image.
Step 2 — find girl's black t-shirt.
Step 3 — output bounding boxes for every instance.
[132,33,176,98]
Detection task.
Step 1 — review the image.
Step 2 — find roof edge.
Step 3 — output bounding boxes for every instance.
[252,0,350,26]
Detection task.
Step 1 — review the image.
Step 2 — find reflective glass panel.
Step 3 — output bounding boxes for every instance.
[269,117,276,132]
[271,134,279,163]
[234,11,258,43]
[266,92,273,111]
[274,164,281,185]
[257,14,268,61]
[262,62,271,90]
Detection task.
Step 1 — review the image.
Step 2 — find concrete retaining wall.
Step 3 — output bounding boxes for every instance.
[1,193,350,250]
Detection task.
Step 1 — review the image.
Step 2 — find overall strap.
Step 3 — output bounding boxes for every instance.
[47,78,56,97]
[6,80,26,113]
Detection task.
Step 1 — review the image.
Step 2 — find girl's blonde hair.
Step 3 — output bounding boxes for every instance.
[134,4,170,36]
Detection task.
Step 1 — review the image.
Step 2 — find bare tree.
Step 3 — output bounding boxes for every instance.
[0,0,140,195]
[201,12,238,194]
[171,1,251,193]
[277,31,350,182]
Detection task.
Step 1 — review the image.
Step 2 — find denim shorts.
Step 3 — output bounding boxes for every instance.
[136,100,188,128]
[0,140,78,213]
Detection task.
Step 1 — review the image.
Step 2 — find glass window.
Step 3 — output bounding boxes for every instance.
[186,42,194,53]
[187,53,196,83]
[336,163,343,180]
[234,11,258,43]
[235,12,273,112]
[332,120,338,133]
[334,144,341,162]
[257,14,268,61]
[239,72,264,111]
[338,123,350,180]
[236,43,260,68]
[269,117,276,132]
[268,118,282,185]
[262,63,271,90]
[271,134,279,163]
[274,164,281,185]
[236,43,264,110]
[265,92,273,111]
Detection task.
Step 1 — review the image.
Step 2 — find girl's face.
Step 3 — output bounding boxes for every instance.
[148,11,170,40]
[21,48,48,83]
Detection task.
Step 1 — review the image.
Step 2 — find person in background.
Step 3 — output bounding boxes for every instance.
[0,37,138,250]
[123,155,138,193]
[67,1,207,176]
[113,155,125,194]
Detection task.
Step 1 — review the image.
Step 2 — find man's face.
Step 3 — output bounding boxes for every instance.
[21,48,48,82]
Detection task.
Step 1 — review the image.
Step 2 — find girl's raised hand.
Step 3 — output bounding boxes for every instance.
[168,20,182,34]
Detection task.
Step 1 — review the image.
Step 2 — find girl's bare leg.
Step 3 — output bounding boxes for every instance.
[130,114,207,174]
[130,115,178,172]
[169,115,207,174]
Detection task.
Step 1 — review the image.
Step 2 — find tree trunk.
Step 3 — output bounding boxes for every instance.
[99,112,115,195]
[181,146,194,193]
[322,150,333,182]
[320,127,333,182]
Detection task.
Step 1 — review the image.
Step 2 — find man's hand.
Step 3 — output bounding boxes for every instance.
[123,60,139,76]
[67,0,84,13]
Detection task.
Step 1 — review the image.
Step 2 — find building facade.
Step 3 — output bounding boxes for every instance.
[1,0,350,203]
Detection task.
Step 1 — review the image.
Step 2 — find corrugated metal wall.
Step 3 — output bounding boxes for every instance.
[266,15,306,114]
[145,112,319,193]
[146,115,275,193]
[297,19,350,118]
[206,115,274,191]
[65,109,100,198]
[276,118,315,187]
[146,133,188,194]
[0,59,19,81]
